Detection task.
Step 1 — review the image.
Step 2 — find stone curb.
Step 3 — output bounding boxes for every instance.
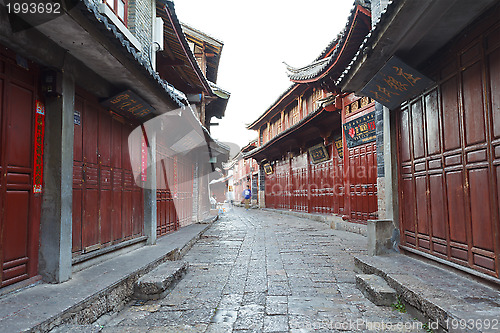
[24,220,216,333]
[262,208,367,236]
[354,255,500,333]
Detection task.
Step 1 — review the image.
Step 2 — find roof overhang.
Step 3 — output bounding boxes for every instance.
[339,0,499,93]
[246,84,307,131]
[205,81,230,120]
[245,107,341,162]
[156,0,214,96]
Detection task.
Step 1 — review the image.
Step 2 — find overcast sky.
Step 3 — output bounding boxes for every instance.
[173,0,354,148]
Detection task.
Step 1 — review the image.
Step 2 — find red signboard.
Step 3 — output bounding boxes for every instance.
[33,100,45,194]
[141,137,148,182]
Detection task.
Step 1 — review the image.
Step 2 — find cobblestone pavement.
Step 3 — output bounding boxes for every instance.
[101,208,427,332]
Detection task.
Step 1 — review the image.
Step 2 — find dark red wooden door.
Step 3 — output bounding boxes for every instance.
[156,143,194,236]
[397,12,500,278]
[346,141,377,222]
[73,89,143,256]
[0,50,40,287]
[156,145,178,237]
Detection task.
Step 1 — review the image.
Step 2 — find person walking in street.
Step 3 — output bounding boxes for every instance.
[243,185,251,210]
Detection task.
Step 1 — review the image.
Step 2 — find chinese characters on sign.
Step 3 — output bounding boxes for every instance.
[334,134,343,158]
[33,100,45,194]
[263,162,273,175]
[102,90,155,119]
[343,111,376,148]
[360,56,434,110]
[141,137,148,182]
[308,143,330,164]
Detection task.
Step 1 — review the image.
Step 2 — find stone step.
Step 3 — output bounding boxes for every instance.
[134,261,188,300]
[355,274,397,306]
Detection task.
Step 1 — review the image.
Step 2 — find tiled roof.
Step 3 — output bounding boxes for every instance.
[81,0,186,108]
[285,0,371,83]
[335,0,398,89]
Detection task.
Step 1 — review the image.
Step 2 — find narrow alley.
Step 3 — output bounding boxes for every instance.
[90,207,424,332]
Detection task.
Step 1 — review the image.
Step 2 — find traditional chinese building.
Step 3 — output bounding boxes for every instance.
[0,0,229,292]
[339,0,500,281]
[245,0,374,223]
[228,140,259,205]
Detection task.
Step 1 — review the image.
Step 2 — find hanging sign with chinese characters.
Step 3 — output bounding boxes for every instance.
[33,100,45,194]
[360,56,434,110]
[333,134,343,158]
[102,90,155,120]
[263,162,273,175]
[343,111,376,148]
[308,143,330,164]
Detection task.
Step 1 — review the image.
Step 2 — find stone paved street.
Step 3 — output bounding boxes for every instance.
[101,208,427,332]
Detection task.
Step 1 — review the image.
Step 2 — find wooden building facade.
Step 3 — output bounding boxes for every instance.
[340,0,500,281]
[245,1,375,224]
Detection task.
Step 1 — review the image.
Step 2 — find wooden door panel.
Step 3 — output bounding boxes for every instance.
[82,189,99,250]
[468,168,494,252]
[83,104,98,165]
[424,89,440,155]
[5,84,32,168]
[415,176,429,235]
[72,189,82,252]
[111,191,122,241]
[111,120,122,169]
[100,190,112,244]
[429,174,446,239]
[441,76,461,151]
[98,113,111,167]
[401,177,416,232]
[462,62,486,146]
[446,170,467,244]
[411,100,425,159]
[3,190,29,264]
[73,97,83,162]
[488,48,500,139]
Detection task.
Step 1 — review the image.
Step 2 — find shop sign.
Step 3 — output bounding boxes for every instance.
[141,137,148,182]
[343,111,376,148]
[102,90,155,119]
[263,162,273,175]
[360,56,434,110]
[308,143,330,164]
[33,100,45,194]
[334,134,343,158]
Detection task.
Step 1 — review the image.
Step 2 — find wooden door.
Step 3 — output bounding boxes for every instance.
[397,13,500,278]
[0,51,40,287]
[156,146,178,237]
[73,89,144,256]
[347,141,377,222]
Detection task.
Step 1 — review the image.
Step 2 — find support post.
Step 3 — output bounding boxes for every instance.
[144,133,157,245]
[39,69,74,283]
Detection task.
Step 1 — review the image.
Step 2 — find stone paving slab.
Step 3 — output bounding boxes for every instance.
[102,208,429,333]
[0,221,213,333]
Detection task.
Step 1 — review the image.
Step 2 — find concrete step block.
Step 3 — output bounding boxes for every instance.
[356,274,397,306]
[134,261,188,300]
